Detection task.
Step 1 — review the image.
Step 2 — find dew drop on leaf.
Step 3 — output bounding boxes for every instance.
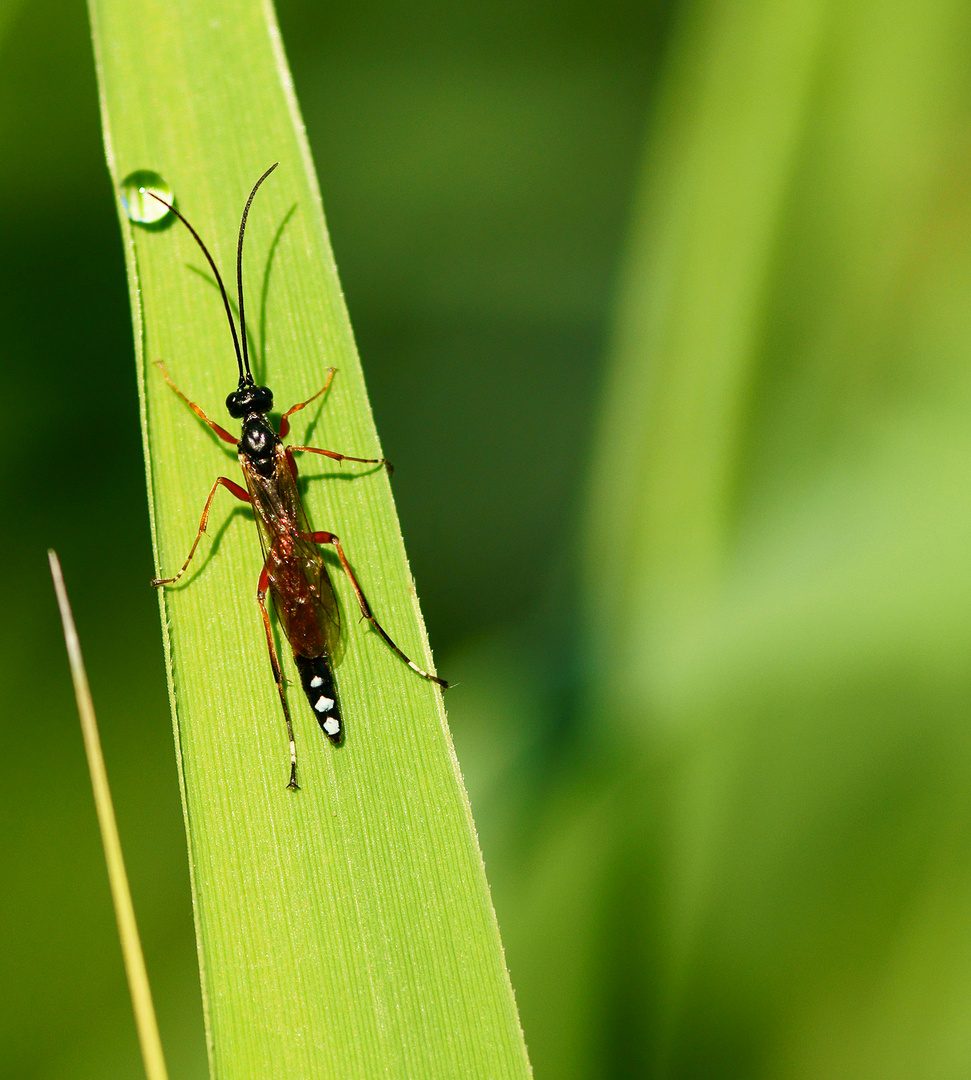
[120,170,174,225]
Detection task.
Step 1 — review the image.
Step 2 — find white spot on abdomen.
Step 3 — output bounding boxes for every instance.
[322,716,340,736]
[314,695,335,713]
[310,676,323,688]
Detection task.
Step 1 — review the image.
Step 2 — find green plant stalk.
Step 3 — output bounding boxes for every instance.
[586,0,828,683]
[581,0,829,1065]
[87,1,531,1076]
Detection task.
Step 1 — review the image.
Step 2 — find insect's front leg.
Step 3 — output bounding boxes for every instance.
[278,368,337,439]
[152,477,250,587]
[257,558,299,790]
[156,361,239,446]
[306,530,448,689]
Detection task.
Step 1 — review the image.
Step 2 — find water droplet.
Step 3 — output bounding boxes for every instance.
[119,170,174,225]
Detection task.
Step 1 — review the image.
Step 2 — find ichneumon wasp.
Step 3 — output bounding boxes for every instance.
[147,163,447,790]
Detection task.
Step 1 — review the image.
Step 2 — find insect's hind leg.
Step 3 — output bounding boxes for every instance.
[306,531,448,689]
[257,560,300,790]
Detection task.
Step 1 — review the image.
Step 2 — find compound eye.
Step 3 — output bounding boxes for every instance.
[251,385,273,413]
[226,388,248,418]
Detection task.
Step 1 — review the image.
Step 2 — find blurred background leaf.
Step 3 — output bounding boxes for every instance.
[6,0,971,1077]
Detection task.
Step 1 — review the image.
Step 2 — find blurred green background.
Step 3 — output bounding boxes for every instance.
[6,0,971,1077]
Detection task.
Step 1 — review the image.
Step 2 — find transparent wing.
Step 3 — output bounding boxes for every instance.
[294,533,344,667]
[243,451,345,668]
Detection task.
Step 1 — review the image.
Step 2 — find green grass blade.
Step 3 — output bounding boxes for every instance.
[87,1,531,1076]
[586,0,828,675]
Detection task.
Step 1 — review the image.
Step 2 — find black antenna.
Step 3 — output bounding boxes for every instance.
[236,163,279,384]
[144,168,279,386]
[144,188,245,384]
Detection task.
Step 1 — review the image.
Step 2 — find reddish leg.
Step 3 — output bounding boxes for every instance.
[279,369,392,473]
[290,444,393,474]
[157,361,239,446]
[257,559,299,790]
[307,531,448,688]
[278,367,337,439]
[151,477,250,586]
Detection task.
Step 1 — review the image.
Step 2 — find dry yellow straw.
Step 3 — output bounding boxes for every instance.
[48,550,170,1080]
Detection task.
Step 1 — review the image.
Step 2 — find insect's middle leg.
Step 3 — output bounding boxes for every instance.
[290,444,393,474]
[306,530,448,688]
[152,477,250,587]
[257,560,300,791]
